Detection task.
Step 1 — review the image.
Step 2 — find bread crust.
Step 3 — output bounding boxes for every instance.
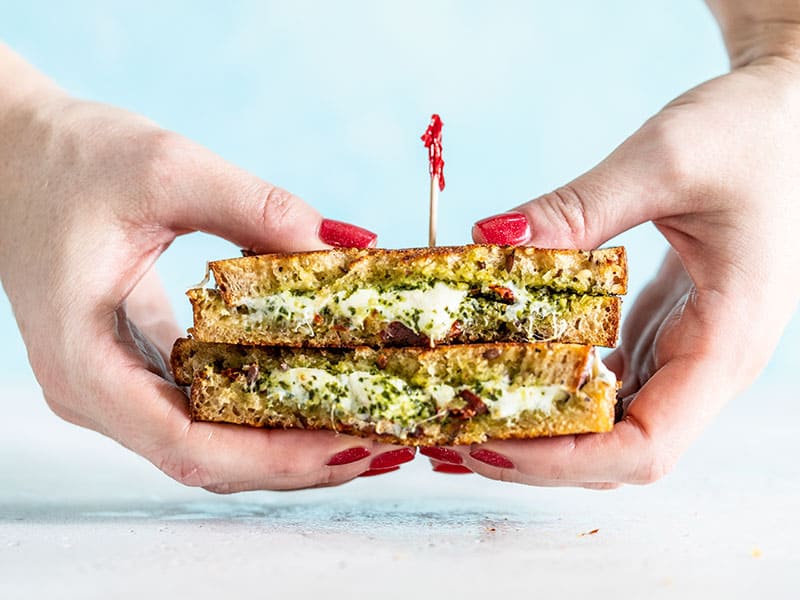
[171,338,617,445]
[208,245,628,304]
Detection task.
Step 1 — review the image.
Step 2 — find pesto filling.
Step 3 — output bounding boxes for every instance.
[227,365,572,434]
[236,281,580,341]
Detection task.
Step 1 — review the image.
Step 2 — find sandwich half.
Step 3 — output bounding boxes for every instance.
[188,245,627,348]
[171,338,618,446]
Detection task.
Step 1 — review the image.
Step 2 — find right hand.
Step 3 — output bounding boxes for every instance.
[464,54,800,487]
[0,87,414,492]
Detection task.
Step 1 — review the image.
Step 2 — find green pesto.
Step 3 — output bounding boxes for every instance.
[239,284,588,341]
[253,369,439,427]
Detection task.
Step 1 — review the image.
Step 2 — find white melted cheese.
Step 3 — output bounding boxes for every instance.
[487,384,567,419]
[270,367,343,404]
[334,283,469,339]
[244,282,469,340]
[591,349,617,385]
[242,292,319,331]
[265,367,567,421]
[501,283,558,322]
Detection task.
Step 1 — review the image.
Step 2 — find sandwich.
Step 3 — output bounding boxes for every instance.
[187,245,626,348]
[171,244,626,445]
[171,338,618,445]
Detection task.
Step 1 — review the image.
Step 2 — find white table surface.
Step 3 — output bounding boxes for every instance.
[2,339,798,599]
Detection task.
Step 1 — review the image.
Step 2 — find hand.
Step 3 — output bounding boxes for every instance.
[0,73,410,492]
[453,55,800,487]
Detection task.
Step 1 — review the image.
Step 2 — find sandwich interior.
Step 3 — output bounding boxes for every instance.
[172,339,618,445]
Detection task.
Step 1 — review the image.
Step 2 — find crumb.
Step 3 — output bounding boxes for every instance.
[578,528,600,537]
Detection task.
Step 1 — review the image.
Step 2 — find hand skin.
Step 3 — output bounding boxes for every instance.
[461,4,800,488]
[0,43,400,493]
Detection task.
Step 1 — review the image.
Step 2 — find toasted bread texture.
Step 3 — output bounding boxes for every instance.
[209,245,628,303]
[171,338,617,445]
[188,288,621,348]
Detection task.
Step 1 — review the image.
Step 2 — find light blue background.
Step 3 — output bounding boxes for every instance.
[0,1,796,389]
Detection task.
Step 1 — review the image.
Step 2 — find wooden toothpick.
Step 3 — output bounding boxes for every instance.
[421,114,445,248]
[429,174,438,247]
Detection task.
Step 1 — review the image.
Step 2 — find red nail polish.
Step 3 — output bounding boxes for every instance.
[473,212,531,246]
[432,464,473,474]
[419,447,463,465]
[327,447,371,466]
[358,466,400,477]
[469,449,514,469]
[319,219,377,248]
[369,448,415,470]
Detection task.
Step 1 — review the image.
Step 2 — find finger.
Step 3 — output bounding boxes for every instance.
[427,458,474,475]
[91,314,408,491]
[448,353,722,485]
[112,367,405,492]
[124,265,182,361]
[607,249,692,397]
[146,136,376,252]
[472,119,692,249]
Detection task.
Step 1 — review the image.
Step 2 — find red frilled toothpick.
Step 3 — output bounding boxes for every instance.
[421,114,444,247]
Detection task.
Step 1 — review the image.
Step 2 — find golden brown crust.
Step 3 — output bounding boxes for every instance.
[208,245,628,304]
[171,338,596,388]
[171,338,616,445]
[188,378,614,445]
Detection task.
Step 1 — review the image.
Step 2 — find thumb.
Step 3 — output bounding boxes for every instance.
[472,128,681,249]
[151,135,377,252]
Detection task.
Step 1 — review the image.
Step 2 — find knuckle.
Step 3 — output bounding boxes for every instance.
[621,414,677,485]
[641,115,696,191]
[142,129,186,184]
[157,451,215,489]
[129,129,192,224]
[533,184,592,245]
[259,185,299,233]
[584,482,622,491]
[632,450,675,485]
[42,391,74,423]
[202,482,243,495]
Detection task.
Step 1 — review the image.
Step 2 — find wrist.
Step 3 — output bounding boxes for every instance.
[707,1,800,68]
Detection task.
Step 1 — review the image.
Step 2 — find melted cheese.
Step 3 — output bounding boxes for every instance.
[591,348,617,385]
[263,367,567,423]
[243,282,469,340]
[488,384,567,419]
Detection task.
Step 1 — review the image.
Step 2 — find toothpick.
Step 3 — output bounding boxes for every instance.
[429,174,438,247]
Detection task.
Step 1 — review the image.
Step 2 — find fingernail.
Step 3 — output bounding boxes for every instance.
[473,212,531,245]
[319,219,377,248]
[369,447,416,470]
[327,446,371,466]
[419,447,463,465]
[469,449,515,469]
[432,464,473,474]
[358,466,401,477]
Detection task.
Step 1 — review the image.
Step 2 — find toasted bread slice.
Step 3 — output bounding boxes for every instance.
[171,338,618,446]
[188,245,625,348]
[188,287,621,348]
[209,245,627,303]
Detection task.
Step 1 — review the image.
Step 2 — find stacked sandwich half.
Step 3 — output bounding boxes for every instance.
[171,245,627,445]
